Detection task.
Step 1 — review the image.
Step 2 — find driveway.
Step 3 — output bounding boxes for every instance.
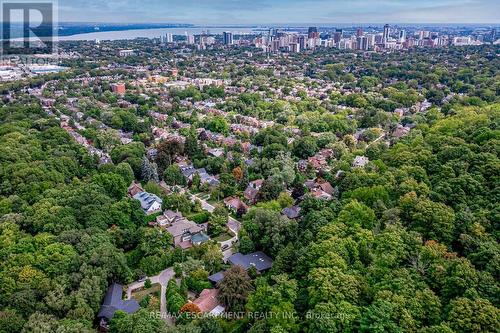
[227,217,241,235]
[222,247,234,263]
[191,194,215,213]
[126,267,175,325]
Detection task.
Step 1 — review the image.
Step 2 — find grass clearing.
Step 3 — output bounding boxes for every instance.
[131,283,161,303]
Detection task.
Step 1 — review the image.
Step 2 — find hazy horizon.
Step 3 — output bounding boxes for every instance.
[53,22,499,26]
[54,0,500,24]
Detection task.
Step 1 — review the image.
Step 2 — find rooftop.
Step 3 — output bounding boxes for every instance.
[228,251,273,272]
[97,283,139,320]
[133,191,163,211]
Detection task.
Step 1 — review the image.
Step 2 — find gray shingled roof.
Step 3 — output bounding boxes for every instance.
[208,271,225,284]
[97,283,140,320]
[228,251,273,272]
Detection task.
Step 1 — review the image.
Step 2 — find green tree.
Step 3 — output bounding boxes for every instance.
[217,266,252,311]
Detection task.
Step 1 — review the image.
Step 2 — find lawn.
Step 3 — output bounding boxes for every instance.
[214,233,233,242]
[131,283,161,303]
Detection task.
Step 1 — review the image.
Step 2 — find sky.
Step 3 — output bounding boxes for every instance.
[57,0,500,24]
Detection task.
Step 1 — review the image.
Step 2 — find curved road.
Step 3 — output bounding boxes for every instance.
[126,267,175,325]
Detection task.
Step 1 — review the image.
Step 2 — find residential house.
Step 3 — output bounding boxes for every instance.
[207,148,225,158]
[305,179,336,201]
[180,164,197,179]
[166,217,209,249]
[282,206,301,219]
[133,192,163,215]
[208,271,225,285]
[195,168,220,187]
[156,209,183,227]
[392,124,411,139]
[224,197,248,213]
[180,164,220,187]
[97,283,139,331]
[127,181,144,198]
[308,155,328,171]
[307,148,335,172]
[192,289,225,316]
[243,179,264,204]
[228,251,273,273]
[352,156,369,168]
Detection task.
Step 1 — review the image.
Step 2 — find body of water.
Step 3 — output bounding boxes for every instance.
[59,27,257,41]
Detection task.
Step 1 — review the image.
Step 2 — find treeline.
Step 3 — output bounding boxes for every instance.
[238,103,499,332]
[0,102,174,331]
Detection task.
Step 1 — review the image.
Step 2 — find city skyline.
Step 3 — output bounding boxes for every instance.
[57,0,500,24]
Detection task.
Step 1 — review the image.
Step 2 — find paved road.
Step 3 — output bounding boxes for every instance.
[366,133,386,148]
[126,267,175,325]
[222,248,234,263]
[191,194,215,213]
[227,217,241,235]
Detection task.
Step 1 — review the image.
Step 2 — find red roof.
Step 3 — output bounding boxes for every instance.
[319,182,335,195]
[193,289,220,313]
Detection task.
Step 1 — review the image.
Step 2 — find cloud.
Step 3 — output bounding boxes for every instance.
[57,0,500,24]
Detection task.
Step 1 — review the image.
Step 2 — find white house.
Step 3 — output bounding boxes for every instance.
[133,191,163,215]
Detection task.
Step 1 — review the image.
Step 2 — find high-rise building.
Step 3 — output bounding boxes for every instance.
[308,26,319,39]
[357,36,369,50]
[419,30,431,40]
[289,43,300,53]
[223,31,233,45]
[299,35,307,50]
[307,27,318,38]
[271,39,280,52]
[452,36,472,46]
[490,28,496,42]
[366,34,375,49]
[334,29,343,43]
[383,24,390,42]
[399,30,406,43]
[165,33,173,43]
[186,34,195,44]
[356,28,364,37]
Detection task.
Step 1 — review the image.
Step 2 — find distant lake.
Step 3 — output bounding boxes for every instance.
[59,27,257,41]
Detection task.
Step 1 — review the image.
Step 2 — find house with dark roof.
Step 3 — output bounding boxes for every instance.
[208,271,225,285]
[228,251,273,273]
[180,164,197,179]
[97,283,139,331]
[179,164,220,187]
